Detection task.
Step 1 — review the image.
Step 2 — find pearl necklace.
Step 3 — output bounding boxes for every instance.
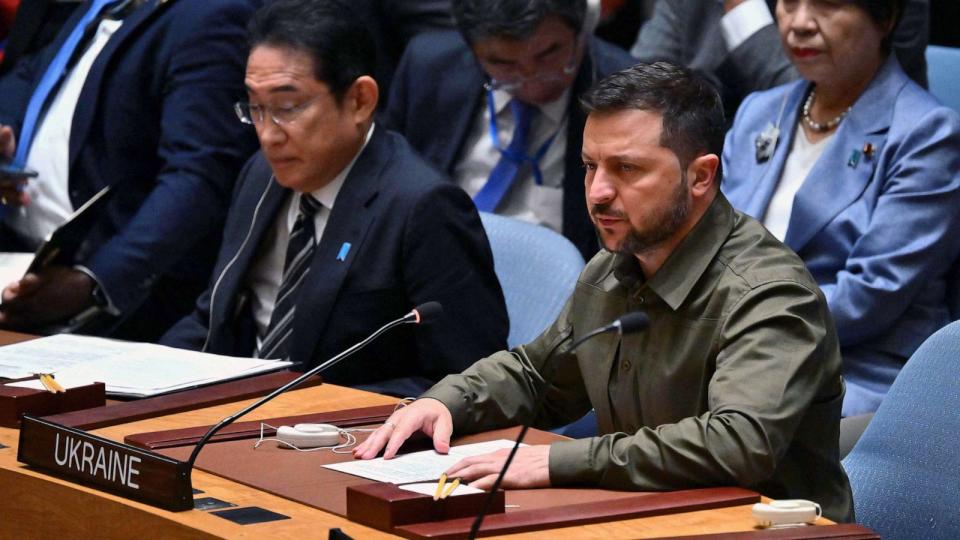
[802,88,851,133]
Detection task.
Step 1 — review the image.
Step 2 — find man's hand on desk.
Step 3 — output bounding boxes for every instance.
[353,397,454,460]
[0,267,94,329]
[352,398,552,489]
[445,445,551,489]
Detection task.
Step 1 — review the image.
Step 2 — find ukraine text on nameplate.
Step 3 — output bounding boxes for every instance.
[17,415,194,511]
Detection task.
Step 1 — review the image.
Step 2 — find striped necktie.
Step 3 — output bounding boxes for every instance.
[257,194,322,361]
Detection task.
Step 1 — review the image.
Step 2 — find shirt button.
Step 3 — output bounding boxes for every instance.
[622,360,632,370]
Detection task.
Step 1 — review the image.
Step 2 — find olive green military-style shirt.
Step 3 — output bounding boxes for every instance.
[423,193,854,522]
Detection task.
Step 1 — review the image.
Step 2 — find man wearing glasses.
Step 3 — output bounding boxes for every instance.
[161,0,509,398]
[384,0,634,260]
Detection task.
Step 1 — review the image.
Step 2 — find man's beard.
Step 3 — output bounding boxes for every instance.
[592,175,691,256]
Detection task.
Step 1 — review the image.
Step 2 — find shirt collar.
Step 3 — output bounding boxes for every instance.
[614,193,736,311]
[308,122,375,209]
[491,88,571,127]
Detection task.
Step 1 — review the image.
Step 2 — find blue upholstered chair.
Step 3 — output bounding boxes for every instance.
[478,212,585,348]
[479,212,594,438]
[926,45,960,114]
[842,320,960,540]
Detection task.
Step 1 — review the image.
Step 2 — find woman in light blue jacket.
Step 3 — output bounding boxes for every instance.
[722,0,960,416]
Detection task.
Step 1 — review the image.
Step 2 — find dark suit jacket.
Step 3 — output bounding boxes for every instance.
[162,128,509,396]
[0,0,260,338]
[383,31,636,261]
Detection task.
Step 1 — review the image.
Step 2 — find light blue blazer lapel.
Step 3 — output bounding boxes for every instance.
[288,130,387,365]
[739,83,807,220]
[784,57,903,252]
[68,0,176,173]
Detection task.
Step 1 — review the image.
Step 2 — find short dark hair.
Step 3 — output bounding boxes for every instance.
[246,0,376,102]
[849,0,905,53]
[581,62,726,176]
[452,0,586,43]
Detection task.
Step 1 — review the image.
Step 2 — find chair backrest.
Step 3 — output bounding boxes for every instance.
[926,45,960,114]
[842,320,960,540]
[479,212,585,348]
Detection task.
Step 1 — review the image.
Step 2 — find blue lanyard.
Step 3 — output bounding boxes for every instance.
[485,90,559,186]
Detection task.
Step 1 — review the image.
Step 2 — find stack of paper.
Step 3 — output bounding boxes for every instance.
[324,439,524,484]
[0,334,291,397]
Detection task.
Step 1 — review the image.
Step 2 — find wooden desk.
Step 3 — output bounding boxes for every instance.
[0,383,871,540]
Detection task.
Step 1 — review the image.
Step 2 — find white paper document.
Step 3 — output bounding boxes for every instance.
[0,334,291,397]
[324,439,524,484]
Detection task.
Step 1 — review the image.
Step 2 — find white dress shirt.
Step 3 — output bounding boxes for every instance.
[763,123,834,241]
[6,19,124,247]
[719,0,774,51]
[453,88,569,233]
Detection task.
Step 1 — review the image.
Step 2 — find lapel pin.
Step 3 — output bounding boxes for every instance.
[847,149,861,169]
[755,123,780,163]
[862,142,875,158]
[336,242,351,262]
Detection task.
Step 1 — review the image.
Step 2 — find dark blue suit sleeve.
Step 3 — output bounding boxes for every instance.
[160,152,265,352]
[0,45,43,131]
[161,283,215,351]
[83,1,257,314]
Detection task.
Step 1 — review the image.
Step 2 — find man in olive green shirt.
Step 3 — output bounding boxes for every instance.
[355,62,854,522]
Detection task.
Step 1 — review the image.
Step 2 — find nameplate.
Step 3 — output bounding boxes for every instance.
[17,415,193,511]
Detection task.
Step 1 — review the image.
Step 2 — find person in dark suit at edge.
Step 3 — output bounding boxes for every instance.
[161,0,509,398]
[383,0,636,261]
[0,0,261,340]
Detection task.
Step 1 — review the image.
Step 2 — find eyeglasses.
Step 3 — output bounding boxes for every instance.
[482,40,580,93]
[234,94,323,126]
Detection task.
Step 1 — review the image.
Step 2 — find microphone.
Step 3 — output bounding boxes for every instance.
[186,302,443,471]
[468,311,649,539]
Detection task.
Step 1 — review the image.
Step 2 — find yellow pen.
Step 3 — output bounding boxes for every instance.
[37,374,56,394]
[433,473,447,501]
[441,477,461,499]
[47,375,65,393]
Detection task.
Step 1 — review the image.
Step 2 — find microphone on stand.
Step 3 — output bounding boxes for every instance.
[468,311,649,539]
[186,302,443,471]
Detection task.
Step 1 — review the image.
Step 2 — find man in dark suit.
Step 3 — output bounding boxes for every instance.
[384,0,635,260]
[0,0,260,339]
[161,0,509,397]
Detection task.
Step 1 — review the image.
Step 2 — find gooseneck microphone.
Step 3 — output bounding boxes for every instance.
[186,302,443,470]
[468,311,649,539]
